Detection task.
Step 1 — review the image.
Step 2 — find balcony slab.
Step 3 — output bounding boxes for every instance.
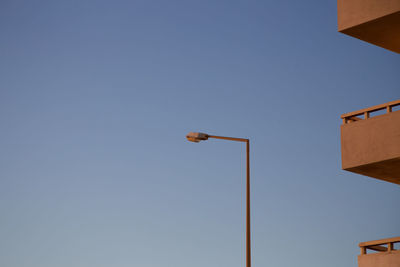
[338,0,400,53]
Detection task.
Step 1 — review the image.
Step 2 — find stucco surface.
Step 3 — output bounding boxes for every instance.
[338,0,400,53]
[338,0,400,30]
[341,110,400,185]
[358,251,400,267]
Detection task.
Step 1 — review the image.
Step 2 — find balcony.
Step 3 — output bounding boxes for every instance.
[337,0,400,53]
[358,237,400,267]
[340,100,400,185]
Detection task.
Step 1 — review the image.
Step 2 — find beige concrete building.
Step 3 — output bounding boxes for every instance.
[341,100,400,185]
[340,101,400,267]
[337,0,400,53]
[337,1,400,266]
[358,237,400,267]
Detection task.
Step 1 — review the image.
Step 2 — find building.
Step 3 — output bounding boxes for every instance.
[337,0,400,266]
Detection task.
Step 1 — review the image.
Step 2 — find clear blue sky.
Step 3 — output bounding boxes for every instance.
[0,1,399,267]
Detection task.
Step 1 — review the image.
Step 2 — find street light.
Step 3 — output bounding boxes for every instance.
[186,132,251,267]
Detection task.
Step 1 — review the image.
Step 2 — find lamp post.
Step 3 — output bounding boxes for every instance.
[186,132,251,267]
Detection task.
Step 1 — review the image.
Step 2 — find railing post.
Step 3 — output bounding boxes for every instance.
[361,246,367,255]
[388,242,393,252]
[364,111,370,119]
[387,105,392,113]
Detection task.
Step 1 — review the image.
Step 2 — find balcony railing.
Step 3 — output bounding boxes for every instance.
[360,237,400,255]
[341,99,400,124]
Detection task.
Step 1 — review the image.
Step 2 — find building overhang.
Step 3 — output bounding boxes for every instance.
[341,100,400,185]
[338,0,400,53]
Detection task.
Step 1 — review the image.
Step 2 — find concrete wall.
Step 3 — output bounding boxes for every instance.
[341,110,400,184]
[337,0,400,53]
[359,251,400,267]
[338,0,400,30]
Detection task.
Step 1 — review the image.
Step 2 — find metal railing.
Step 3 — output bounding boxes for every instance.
[341,99,400,124]
[359,237,400,255]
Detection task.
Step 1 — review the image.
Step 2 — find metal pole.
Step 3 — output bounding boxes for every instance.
[246,140,251,267]
[204,135,251,267]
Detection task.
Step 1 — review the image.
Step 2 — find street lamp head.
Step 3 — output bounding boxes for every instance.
[186,132,209,143]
